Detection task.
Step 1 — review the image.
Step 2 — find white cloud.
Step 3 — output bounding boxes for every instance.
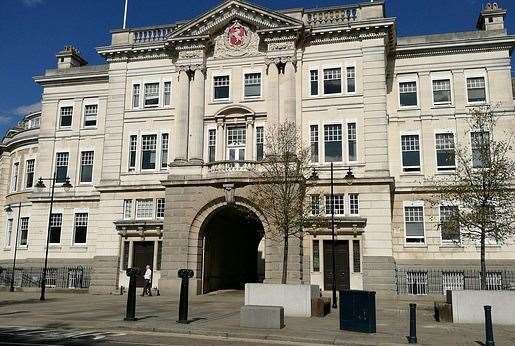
[21,0,43,7]
[13,102,41,115]
[0,114,16,125]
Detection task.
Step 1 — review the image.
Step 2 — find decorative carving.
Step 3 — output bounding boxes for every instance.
[223,183,235,204]
[214,21,261,58]
[267,41,295,52]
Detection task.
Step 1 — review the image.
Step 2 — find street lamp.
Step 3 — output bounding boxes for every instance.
[35,174,72,301]
[5,203,22,292]
[309,164,354,309]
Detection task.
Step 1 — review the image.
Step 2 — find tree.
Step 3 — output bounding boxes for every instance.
[429,106,515,289]
[250,121,313,284]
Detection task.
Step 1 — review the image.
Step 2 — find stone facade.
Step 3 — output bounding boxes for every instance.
[1,1,514,295]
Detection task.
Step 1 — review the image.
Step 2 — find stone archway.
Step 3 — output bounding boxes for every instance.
[198,203,265,293]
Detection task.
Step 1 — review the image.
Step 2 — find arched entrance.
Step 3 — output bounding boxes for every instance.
[201,205,265,293]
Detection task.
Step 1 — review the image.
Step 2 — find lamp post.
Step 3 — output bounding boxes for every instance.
[5,202,22,292]
[35,173,72,301]
[309,164,354,309]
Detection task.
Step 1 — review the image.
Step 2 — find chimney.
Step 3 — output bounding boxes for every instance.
[477,3,506,31]
[56,46,88,69]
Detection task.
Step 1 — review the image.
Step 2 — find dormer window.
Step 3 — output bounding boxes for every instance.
[144,83,159,107]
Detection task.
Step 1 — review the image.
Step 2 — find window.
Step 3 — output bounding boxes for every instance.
[156,198,165,218]
[227,127,246,161]
[325,194,344,215]
[312,240,320,272]
[399,81,418,107]
[406,271,427,295]
[163,82,171,106]
[59,106,73,128]
[467,77,486,103]
[323,68,341,94]
[442,272,464,294]
[485,272,503,290]
[144,83,159,106]
[324,124,342,162]
[405,205,425,243]
[80,151,94,183]
[133,84,141,108]
[244,73,261,98]
[432,79,452,104]
[136,199,154,219]
[346,66,356,93]
[11,162,19,192]
[349,194,359,215]
[310,70,318,96]
[123,199,133,220]
[471,131,490,168]
[310,195,320,215]
[83,104,98,127]
[19,217,29,246]
[25,159,35,189]
[55,152,69,183]
[141,135,157,170]
[49,213,62,244]
[352,240,360,273]
[208,129,216,163]
[5,219,13,248]
[255,126,264,161]
[73,213,88,244]
[435,133,455,171]
[401,135,421,172]
[347,123,357,162]
[310,125,319,162]
[128,135,137,171]
[440,206,459,243]
[161,134,169,169]
[214,75,230,100]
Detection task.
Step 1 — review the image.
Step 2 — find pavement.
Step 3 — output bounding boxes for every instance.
[0,290,514,345]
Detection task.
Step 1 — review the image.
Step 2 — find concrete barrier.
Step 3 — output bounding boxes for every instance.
[245,283,320,317]
[450,290,515,325]
[240,305,284,329]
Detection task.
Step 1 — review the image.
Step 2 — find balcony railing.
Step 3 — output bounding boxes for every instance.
[305,6,360,27]
[205,160,258,174]
[133,26,175,44]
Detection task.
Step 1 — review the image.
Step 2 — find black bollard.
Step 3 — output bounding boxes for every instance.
[124,268,139,321]
[177,269,194,324]
[484,305,495,346]
[407,303,417,344]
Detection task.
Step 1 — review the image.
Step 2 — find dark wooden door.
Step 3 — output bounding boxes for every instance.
[323,240,350,291]
[132,242,154,287]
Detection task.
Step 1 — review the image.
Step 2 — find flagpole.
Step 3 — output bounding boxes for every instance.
[123,0,128,29]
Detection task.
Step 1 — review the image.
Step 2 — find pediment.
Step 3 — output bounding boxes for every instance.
[168,0,303,41]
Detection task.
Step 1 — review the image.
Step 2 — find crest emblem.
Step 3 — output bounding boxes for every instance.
[227,22,249,48]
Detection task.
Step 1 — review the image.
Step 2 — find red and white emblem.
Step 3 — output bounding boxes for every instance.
[227,22,248,47]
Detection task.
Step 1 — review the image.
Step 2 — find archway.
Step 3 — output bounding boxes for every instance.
[201,205,265,293]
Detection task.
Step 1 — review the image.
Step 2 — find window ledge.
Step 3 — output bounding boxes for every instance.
[210,100,231,105]
[440,243,463,248]
[432,104,454,109]
[16,246,29,250]
[404,243,427,248]
[70,245,88,249]
[400,173,423,177]
[3,247,11,251]
[398,106,420,111]
[434,170,455,175]
[242,97,264,103]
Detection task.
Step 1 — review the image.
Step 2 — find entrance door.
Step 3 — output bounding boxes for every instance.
[226,127,246,164]
[323,240,350,291]
[132,241,154,287]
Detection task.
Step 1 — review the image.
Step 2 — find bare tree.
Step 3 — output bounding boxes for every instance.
[429,106,515,289]
[250,121,313,284]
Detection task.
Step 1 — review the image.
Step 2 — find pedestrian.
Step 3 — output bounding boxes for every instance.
[141,265,152,296]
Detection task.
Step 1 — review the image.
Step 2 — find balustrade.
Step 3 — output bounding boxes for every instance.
[305,7,360,27]
[133,27,174,43]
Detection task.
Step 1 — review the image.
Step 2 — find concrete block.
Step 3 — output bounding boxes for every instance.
[240,305,284,329]
[245,283,319,317]
[451,290,515,325]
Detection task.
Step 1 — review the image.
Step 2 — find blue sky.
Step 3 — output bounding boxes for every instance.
[1,0,514,137]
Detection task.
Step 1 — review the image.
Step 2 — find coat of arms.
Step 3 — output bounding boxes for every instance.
[214,21,260,58]
[227,22,248,47]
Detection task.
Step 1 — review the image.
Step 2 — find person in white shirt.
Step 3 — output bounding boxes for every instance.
[141,265,152,296]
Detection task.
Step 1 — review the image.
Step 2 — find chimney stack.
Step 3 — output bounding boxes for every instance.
[477,3,506,31]
[56,46,88,69]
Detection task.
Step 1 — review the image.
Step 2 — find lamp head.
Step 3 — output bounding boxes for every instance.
[35,177,46,191]
[62,177,73,191]
[345,167,355,184]
[308,167,319,181]
[4,205,12,213]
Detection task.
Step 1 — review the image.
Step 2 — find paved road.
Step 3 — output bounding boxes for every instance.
[0,326,318,346]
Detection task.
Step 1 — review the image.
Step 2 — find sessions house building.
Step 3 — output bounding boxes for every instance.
[1,1,515,295]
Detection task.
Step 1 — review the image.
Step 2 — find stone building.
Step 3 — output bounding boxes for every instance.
[1,1,514,295]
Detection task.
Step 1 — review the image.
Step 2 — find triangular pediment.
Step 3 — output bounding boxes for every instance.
[168,0,303,40]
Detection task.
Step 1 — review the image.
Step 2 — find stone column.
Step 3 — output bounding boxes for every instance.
[266,63,280,129]
[216,121,225,161]
[188,68,205,164]
[173,69,190,163]
[283,60,296,125]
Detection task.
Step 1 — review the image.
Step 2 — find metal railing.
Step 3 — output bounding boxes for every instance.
[0,266,91,289]
[396,268,515,295]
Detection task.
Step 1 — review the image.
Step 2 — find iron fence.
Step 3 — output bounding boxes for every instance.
[0,266,91,289]
[396,268,515,295]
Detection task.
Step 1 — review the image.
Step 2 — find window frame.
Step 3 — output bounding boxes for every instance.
[79,150,94,184]
[135,199,154,220]
[123,199,133,220]
[345,63,357,94]
[82,100,99,128]
[55,152,69,183]
[255,126,264,161]
[11,161,19,192]
[465,70,488,105]
[347,120,358,163]
[24,158,35,189]
[470,130,490,168]
[434,130,456,172]
[58,104,74,129]
[156,198,165,219]
[140,134,158,171]
[160,133,169,170]
[323,123,343,163]
[143,82,160,107]
[19,217,29,247]
[212,72,231,102]
[324,194,345,216]
[205,126,217,163]
[242,70,262,99]
[349,193,359,216]
[132,83,141,109]
[322,66,343,95]
[400,132,422,173]
[439,204,461,245]
[309,123,320,163]
[403,201,426,244]
[49,213,63,245]
[73,212,88,246]
[5,218,13,249]
[163,81,172,107]
[308,68,320,97]
[430,72,453,107]
[398,74,419,109]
